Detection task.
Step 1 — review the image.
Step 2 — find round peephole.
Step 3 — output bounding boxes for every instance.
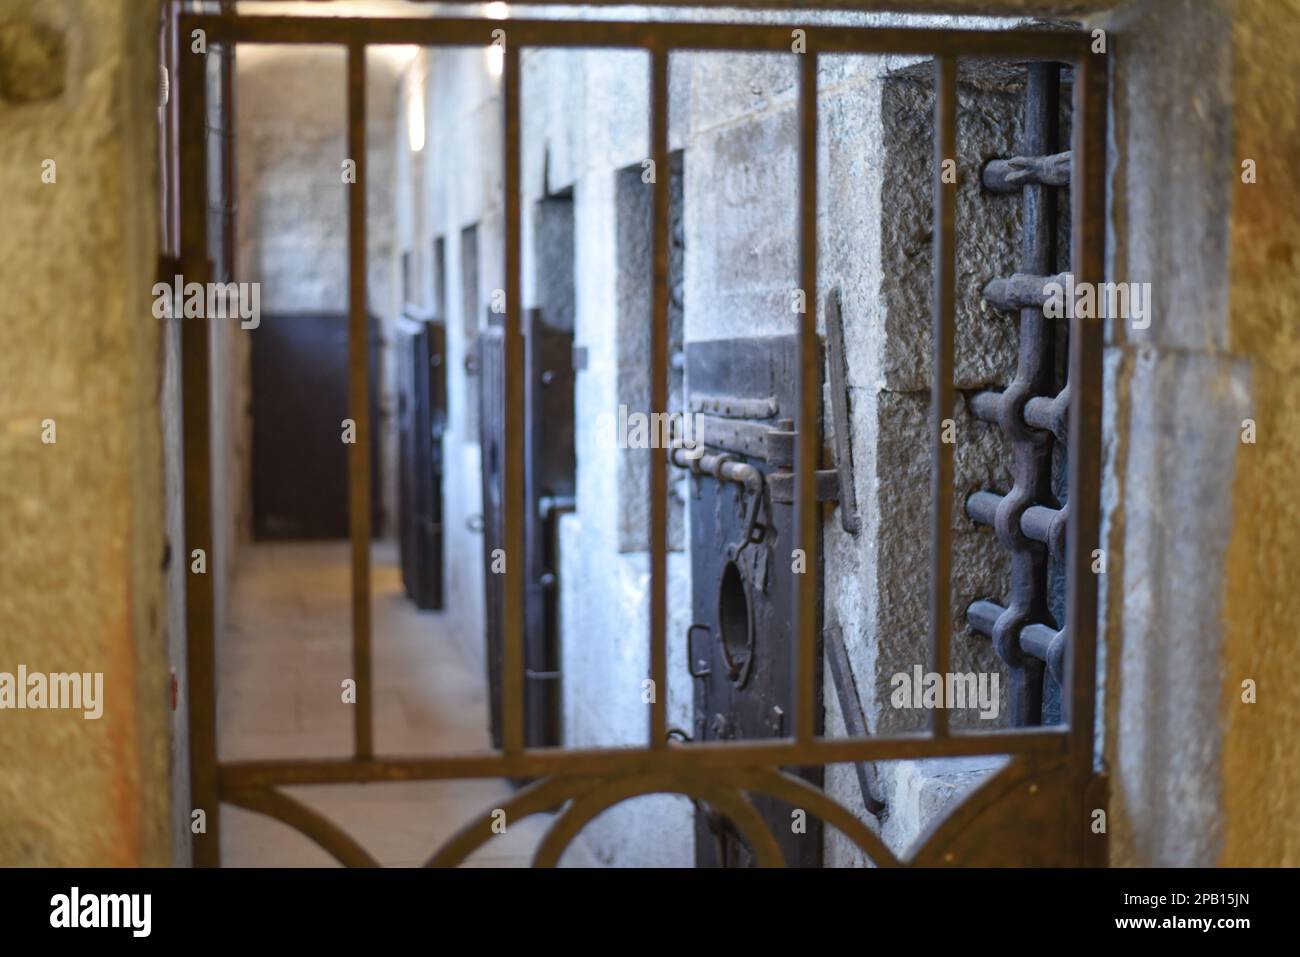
[717,560,754,687]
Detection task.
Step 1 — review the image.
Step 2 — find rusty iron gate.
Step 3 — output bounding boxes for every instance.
[173,7,1108,868]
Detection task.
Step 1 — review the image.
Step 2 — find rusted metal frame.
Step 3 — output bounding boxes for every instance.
[793,49,819,745]
[161,1,182,256]
[171,16,1100,857]
[532,774,785,867]
[1064,49,1107,858]
[426,774,609,867]
[418,0,1097,13]
[179,38,220,868]
[502,42,526,754]
[282,0,1086,15]
[930,55,957,739]
[225,788,381,867]
[218,727,1069,789]
[347,44,374,760]
[648,46,670,749]
[218,17,236,279]
[182,14,1092,61]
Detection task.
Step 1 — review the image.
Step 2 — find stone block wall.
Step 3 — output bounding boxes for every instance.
[0,0,175,866]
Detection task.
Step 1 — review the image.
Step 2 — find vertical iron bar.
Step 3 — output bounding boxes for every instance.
[930,56,957,738]
[179,36,219,866]
[162,2,181,256]
[501,41,525,754]
[648,47,669,748]
[1065,52,1107,843]
[347,44,373,760]
[219,24,236,281]
[793,50,819,743]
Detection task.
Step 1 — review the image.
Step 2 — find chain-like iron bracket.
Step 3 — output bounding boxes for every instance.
[964,62,1069,727]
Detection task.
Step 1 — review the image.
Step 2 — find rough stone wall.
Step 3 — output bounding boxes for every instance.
[1220,0,1300,869]
[0,0,174,865]
[1099,0,1300,868]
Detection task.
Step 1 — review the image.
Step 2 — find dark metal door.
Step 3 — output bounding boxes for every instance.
[481,308,573,751]
[251,313,381,540]
[522,310,574,748]
[428,321,447,605]
[397,315,446,609]
[478,316,507,749]
[684,335,824,868]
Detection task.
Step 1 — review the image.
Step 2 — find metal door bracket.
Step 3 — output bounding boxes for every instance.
[825,624,887,818]
[825,290,861,534]
[768,468,841,504]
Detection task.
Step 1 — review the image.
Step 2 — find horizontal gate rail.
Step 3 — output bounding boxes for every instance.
[217,728,1070,790]
[184,14,1094,58]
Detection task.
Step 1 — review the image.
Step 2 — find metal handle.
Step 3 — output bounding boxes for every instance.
[686,624,712,679]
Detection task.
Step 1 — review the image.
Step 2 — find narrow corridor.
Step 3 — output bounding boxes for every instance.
[218,543,589,866]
